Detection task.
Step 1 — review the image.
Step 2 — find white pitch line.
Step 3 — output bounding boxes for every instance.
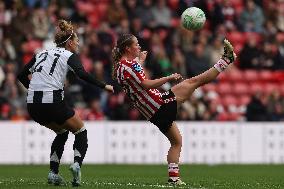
[0,179,208,189]
[90,181,207,189]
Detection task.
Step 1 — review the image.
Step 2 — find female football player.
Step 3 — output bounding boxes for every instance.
[112,34,236,185]
[17,20,114,186]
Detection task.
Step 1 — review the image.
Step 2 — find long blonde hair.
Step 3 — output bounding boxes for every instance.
[54,20,75,47]
[111,34,134,80]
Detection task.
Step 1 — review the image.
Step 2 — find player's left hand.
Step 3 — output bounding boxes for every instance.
[168,73,183,81]
[105,85,114,93]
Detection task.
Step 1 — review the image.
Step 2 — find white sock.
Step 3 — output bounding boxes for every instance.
[168,163,180,181]
[214,58,229,73]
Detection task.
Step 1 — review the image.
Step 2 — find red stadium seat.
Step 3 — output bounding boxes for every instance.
[259,70,275,82]
[216,82,233,95]
[245,32,263,43]
[217,111,241,121]
[222,95,238,107]
[221,68,244,82]
[249,82,263,94]
[234,43,244,55]
[243,70,258,82]
[231,69,244,81]
[238,95,251,106]
[229,112,243,121]
[217,72,229,82]
[230,0,244,11]
[217,111,231,121]
[233,82,249,95]
[276,33,284,43]
[226,31,246,46]
[274,71,284,82]
[202,83,217,93]
[263,83,278,95]
[279,84,284,96]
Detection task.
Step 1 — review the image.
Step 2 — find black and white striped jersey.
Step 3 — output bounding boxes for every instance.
[18,47,106,103]
[29,48,72,92]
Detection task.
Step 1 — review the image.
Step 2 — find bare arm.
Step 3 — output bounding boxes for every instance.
[141,73,182,90]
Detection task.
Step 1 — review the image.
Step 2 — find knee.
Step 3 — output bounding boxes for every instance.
[171,136,182,148]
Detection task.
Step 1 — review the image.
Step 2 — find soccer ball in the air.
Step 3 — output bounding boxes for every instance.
[181,7,206,31]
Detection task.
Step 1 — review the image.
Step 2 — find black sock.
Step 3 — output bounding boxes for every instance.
[50,131,69,174]
[73,129,88,167]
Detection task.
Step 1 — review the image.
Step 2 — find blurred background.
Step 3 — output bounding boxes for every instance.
[0,2,284,187]
[0,0,284,122]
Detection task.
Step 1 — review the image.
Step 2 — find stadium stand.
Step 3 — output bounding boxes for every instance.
[0,0,284,121]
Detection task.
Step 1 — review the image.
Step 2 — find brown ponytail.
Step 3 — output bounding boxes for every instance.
[111,47,122,80]
[111,34,134,80]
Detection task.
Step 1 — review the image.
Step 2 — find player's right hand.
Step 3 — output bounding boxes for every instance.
[105,85,114,93]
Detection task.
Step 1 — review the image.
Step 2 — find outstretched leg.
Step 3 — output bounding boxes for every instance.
[172,39,236,105]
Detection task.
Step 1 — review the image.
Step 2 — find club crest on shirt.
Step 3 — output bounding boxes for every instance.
[132,62,143,73]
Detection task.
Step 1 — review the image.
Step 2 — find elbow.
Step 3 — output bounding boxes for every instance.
[140,81,151,90]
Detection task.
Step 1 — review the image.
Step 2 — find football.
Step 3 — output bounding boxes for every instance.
[181,7,206,31]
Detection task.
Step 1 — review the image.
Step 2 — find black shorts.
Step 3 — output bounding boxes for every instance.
[27,100,75,125]
[150,89,177,134]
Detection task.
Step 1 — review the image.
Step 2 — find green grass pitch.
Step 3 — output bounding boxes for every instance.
[0,164,284,189]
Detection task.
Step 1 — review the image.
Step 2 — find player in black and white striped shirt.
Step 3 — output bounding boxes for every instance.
[17,20,114,186]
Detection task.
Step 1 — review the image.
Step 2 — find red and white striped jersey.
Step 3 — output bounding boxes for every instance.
[116,59,164,120]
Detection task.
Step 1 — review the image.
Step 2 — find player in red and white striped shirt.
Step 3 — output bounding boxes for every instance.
[116,59,164,120]
[112,34,236,185]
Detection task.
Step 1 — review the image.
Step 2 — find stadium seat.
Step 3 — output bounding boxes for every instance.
[259,70,275,82]
[226,31,246,46]
[217,72,228,82]
[234,43,244,55]
[274,71,284,82]
[202,83,217,93]
[238,95,251,106]
[170,18,180,27]
[233,82,249,95]
[216,82,233,95]
[243,70,258,82]
[245,32,263,43]
[222,95,238,107]
[217,111,231,121]
[216,111,242,121]
[226,69,244,82]
[229,112,243,121]
[230,0,243,6]
[76,1,95,14]
[235,5,244,16]
[276,33,284,42]
[263,83,278,95]
[249,82,263,94]
[279,84,284,96]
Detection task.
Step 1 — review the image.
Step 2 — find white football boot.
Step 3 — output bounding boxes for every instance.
[69,162,81,187]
